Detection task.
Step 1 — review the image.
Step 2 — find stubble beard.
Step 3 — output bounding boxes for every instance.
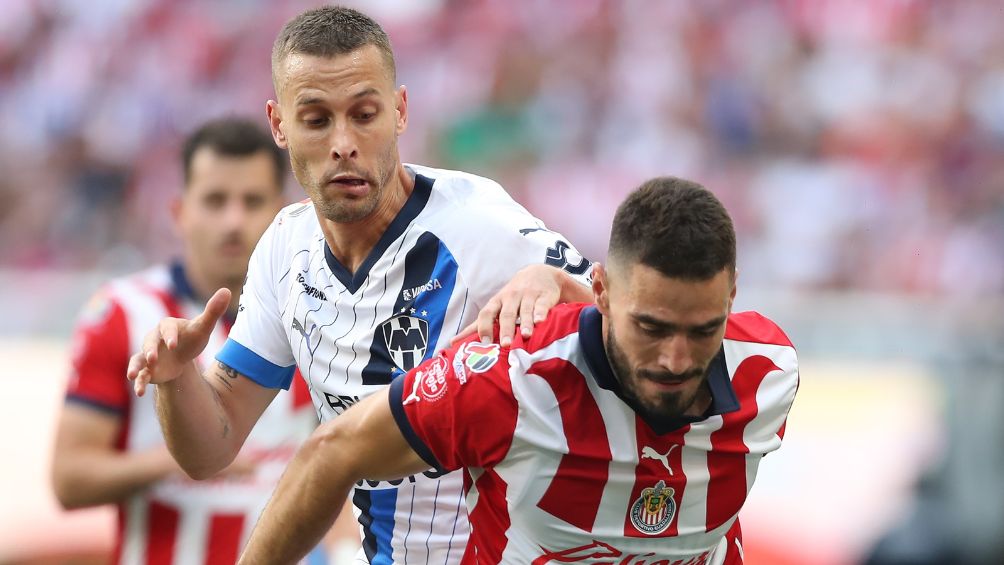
[289,141,399,224]
[605,326,707,425]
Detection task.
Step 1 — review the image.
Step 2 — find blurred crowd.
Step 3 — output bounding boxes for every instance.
[1,0,1002,294]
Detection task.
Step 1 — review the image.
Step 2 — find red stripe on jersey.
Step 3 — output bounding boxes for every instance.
[721,519,744,564]
[205,513,245,565]
[513,303,586,355]
[464,469,511,565]
[143,284,184,320]
[625,423,691,537]
[725,312,792,347]
[146,501,180,565]
[706,355,779,531]
[67,297,131,412]
[290,369,312,408]
[532,358,611,532]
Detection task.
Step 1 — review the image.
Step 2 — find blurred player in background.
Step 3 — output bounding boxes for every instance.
[238,177,800,565]
[127,6,594,564]
[51,117,322,564]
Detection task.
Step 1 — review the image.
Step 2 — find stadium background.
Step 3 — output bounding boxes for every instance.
[1,0,1002,563]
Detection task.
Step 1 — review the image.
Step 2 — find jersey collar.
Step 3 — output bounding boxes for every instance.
[169,260,236,326]
[577,305,739,434]
[324,173,435,293]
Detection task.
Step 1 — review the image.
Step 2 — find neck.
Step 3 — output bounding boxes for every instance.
[321,164,414,274]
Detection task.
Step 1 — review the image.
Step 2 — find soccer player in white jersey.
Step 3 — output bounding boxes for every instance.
[126,6,593,565]
[236,177,800,565]
[51,118,320,564]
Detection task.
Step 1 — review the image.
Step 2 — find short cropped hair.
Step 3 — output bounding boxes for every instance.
[271,5,396,91]
[181,117,287,188]
[608,177,736,280]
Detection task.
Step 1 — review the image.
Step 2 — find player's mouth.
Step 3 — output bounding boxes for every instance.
[329,174,370,196]
[640,371,699,391]
[219,240,246,257]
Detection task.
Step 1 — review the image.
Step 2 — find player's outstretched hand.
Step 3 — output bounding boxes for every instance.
[452,265,565,348]
[127,288,231,397]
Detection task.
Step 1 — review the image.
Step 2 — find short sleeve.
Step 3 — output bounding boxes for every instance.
[65,291,131,415]
[455,195,593,308]
[218,219,297,389]
[388,336,518,472]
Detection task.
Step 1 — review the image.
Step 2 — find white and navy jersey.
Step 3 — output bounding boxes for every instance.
[391,303,799,565]
[217,164,592,564]
[65,262,317,565]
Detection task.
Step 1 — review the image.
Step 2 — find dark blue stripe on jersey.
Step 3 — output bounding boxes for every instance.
[353,488,397,564]
[388,376,445,471]
[360,231,442,385]
[216,338,296,390]
[409,242,459,363]
[65,394,124,416]
[324,174,434,294]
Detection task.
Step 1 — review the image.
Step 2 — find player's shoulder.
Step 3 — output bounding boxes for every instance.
[273,199,317,231]
[99,264,170,304]
[408,163,544,252]
[511,302,590,354]
[255,199,321,258]
[725,311,794,348]
[410,163,527,217]
[75,264,171,329]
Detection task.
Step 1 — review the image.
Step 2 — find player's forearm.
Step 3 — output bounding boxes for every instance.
[155,363,241,479]
[239,423,357,564]
[51,447,178,509]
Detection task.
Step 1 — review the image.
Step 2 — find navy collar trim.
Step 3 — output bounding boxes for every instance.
[324,174,434,293]
[170,260,237,325]
[169,260,199,303]
[577,306,740,434]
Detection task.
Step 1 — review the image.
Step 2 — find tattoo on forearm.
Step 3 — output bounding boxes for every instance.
[211,362,237,438]
[215,361,239,392]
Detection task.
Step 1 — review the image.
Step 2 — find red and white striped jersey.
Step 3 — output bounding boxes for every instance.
[65,262,317,565]
[390,303,799,565]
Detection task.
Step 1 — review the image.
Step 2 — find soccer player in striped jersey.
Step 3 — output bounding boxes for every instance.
[51,118,321,564]
[237,177,800,565]
[126,6,593,565]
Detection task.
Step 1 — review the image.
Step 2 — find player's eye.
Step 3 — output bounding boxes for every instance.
[204,193,226,209]
[303,116,328,128]
[245,195,266,210]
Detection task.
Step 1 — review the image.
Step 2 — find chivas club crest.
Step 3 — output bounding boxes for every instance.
[630,480,676,535]
[380,315,429,371]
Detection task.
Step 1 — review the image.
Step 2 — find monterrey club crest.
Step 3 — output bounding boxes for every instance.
[630,480,676,535]
[463,342,501,373]
[380,315,429,371]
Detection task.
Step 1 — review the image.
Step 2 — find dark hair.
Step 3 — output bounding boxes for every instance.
[181,117,286,188]
[271,5,396,90]
[608,177,736,280]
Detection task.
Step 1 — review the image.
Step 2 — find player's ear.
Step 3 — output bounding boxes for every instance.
[266,100,287,148]
[728,267,738,312]
[395,85,408,136]
[592,263,610,316]
[170,195,184,235]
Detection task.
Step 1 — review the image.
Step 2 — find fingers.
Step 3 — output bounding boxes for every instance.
[475,297,501,345]
[495,295,520,348]
[126,351,145,382]
[134,368,151,397]
[449,322,478,347]
[517,291,540,340]
[193,288,232,333]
